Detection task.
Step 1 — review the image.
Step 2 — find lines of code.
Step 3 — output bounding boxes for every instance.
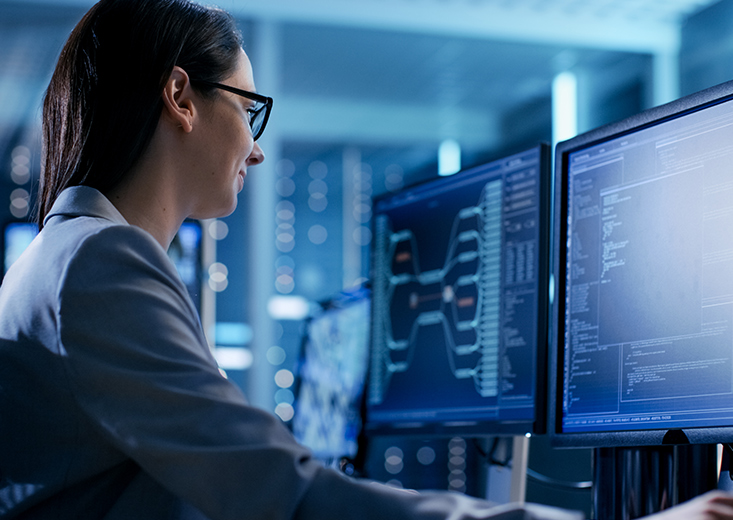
[563,102,733,433]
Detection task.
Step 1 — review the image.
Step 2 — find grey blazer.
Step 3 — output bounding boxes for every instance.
[0,186,580,520]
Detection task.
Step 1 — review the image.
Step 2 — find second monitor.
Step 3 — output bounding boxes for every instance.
[366,144,551,437]
[551,78,733,448]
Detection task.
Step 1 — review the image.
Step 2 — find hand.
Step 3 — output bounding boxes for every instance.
[646,491,733,520]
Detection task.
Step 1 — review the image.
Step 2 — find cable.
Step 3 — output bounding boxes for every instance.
[472,438,592,491]
[526,468,592,490]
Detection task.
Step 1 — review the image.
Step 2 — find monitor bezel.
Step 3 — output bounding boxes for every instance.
[550,79,733,448]
[364,143,552,438]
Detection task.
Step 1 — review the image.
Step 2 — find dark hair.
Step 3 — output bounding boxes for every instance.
[39,0,243,228]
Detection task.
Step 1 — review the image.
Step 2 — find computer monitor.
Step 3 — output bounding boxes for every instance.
[168,220,204,313]
[291,287,371,466]
[551,79,733,448]
[365,144,551,437]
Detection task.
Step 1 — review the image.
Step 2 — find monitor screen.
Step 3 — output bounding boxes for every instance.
[168,220,204,313]
[551,79,733,447]
[365,144,551,437]
[291,288,371,465]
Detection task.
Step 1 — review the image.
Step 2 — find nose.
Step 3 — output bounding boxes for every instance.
[247,141,265,167]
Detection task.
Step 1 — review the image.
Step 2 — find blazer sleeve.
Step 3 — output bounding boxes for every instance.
[56,225,583,520]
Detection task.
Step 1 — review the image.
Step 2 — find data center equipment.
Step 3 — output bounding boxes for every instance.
[365,144,552,438]
[550,78,733,450]
[361,435,485,498]
[291,287,371,470]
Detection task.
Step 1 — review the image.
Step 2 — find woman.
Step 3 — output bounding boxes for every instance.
[1,0,732,519]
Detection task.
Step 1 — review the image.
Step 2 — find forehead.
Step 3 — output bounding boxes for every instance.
[227,48,256,91]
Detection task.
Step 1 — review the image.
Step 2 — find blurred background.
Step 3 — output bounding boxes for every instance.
[2,0,733,513]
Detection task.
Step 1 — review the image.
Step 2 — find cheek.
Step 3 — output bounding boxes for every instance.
[238,126,256,156]
[226,122,252,160]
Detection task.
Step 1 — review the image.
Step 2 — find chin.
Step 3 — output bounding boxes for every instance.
[191,199,239,220]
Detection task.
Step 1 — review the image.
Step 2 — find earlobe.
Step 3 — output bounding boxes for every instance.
[161,66,195,133]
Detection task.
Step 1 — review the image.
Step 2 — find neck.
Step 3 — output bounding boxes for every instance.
[107,187,184,250]
[105,152,188,250]
[105,103,205,249]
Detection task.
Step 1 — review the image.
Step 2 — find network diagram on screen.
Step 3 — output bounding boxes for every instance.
[562,99,733,434]
[368,148,543,431]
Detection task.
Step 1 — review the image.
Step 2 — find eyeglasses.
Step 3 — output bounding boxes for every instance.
[191,79,273,141]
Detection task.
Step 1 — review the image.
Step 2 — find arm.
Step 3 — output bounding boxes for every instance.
[59,225,317,519]
[58,225,584,520]
[645,492,733,520]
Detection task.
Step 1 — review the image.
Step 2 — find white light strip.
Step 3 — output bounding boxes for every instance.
[213,347,254,370]
[552,71,578,146]
[267,295,310,320]
[438,139,461,177]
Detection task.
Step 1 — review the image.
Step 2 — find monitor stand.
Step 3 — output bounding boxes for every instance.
[719,444,733,492]
[592,443,718,519]
[481,436,529,504]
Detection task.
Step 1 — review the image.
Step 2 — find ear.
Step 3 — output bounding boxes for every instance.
[161,66,196,133]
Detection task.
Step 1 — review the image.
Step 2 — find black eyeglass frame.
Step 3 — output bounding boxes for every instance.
[191,79,273,141]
